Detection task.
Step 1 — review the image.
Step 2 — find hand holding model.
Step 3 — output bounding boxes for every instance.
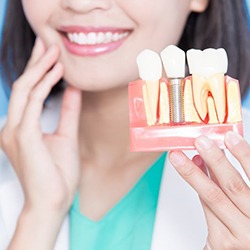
[0,38,82,249]
[130,44,250,249]
[170,133,250,249]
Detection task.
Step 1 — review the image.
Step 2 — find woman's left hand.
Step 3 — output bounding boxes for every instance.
[169,131,250,250]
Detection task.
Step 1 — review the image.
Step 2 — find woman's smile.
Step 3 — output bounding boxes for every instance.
[59,26,132,56]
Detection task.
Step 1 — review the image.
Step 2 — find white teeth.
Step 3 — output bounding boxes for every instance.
[187,48,228,123]
[160,45,185,78]
[187,48,228,77]
[87,32,97,45]
[105,32,112,43]
[67,31,129,45]
[137,49,162,125]
[79,33,87,44]
[136,49,162,81]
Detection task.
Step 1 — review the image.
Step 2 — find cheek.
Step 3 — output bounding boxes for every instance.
[21,0,54,37]
[122,0,191,49]
[21,0,40,28]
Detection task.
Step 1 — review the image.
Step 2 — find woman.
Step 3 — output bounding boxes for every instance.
[0,0,250,249]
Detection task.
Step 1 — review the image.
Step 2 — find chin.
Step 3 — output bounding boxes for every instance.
[63,76,125,93]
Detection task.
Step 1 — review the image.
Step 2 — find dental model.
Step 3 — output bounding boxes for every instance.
[187,48,228,123]
[136,50,162,125]
[128,46,243,151]
[161,45,185,123]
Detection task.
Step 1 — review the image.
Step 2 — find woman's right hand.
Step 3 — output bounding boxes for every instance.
[0,37,82,249]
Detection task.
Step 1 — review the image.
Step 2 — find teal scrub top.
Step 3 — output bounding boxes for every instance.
[69,153,166,250]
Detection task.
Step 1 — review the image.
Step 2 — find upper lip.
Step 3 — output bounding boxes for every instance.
[58,25,133,34]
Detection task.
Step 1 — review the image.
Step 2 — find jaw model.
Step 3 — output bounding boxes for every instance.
[187,48,227,123]
[128,45,243,151]
[136,50,162,125]
[186,48,242,124]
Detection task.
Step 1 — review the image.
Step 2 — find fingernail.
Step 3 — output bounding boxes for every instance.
[169,151,186,166]
[193,155,204,168]
[195,136,213,150]
[225,131,242,146]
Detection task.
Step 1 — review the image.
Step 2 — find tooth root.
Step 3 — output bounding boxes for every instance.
[209,73,226,123]
[192,74,226,123]
[142,80,159,125]
[226,81,242,123]
[184,79,201,123]
[145,80,159,124]
[192,75,209,121]
[143,84,155,125]
[159,82,170,124]
[207,96,219,124]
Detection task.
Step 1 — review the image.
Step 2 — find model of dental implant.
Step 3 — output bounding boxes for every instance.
[186,48,241,124]
[136,50,162,125]
[128,45,243,151]
[161,45,185,124]
[135,45,242,126]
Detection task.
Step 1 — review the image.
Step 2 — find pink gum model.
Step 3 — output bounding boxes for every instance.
[128,76,243,151]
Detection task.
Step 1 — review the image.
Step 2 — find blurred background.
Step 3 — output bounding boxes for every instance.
[0,0,8,116]
[0,0,250,117]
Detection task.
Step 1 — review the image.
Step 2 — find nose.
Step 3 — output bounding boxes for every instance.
[62,0,112,13]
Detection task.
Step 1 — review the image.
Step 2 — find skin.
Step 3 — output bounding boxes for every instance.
[21,0,200,91]
[0,0,250,249]
[169,134,250,249]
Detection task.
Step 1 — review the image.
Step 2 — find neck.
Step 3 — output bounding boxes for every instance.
[77,86,161,220]
[79,86,131,166]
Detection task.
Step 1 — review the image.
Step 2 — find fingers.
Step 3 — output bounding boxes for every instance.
[225,131,250,180]
[200,199,231,238]
[6,45,60,129]
[192,155,207,174]
[194,136,250,218]
[169,150,248,235]
[200,199,238,250]
[25,37,46,70]
[56,86,82,141]
[192,154,220,186]
[20,62,64,132]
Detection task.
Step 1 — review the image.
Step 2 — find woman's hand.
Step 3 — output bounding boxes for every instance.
[169,132,250,250]
[0,37,82,249]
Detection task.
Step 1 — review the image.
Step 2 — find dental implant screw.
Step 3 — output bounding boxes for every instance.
[169,78,184,123]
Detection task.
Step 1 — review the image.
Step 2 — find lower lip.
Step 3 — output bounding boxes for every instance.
[62,34,129,57]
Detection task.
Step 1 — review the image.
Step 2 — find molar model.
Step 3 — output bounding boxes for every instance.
[136,50,162,125]
[128,46,243,151]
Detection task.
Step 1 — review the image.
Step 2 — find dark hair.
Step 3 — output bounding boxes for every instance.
[179,0,250,98]
[1,0,250,98]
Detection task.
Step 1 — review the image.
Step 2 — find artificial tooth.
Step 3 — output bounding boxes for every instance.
[160,45,185,78]
[160,45,185,123]
[226,81,242,123]
[207,96,219,124]
[137,49,162,125]
[184,79,201,123]
[159,82,170,124]
[187,48,228,123]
